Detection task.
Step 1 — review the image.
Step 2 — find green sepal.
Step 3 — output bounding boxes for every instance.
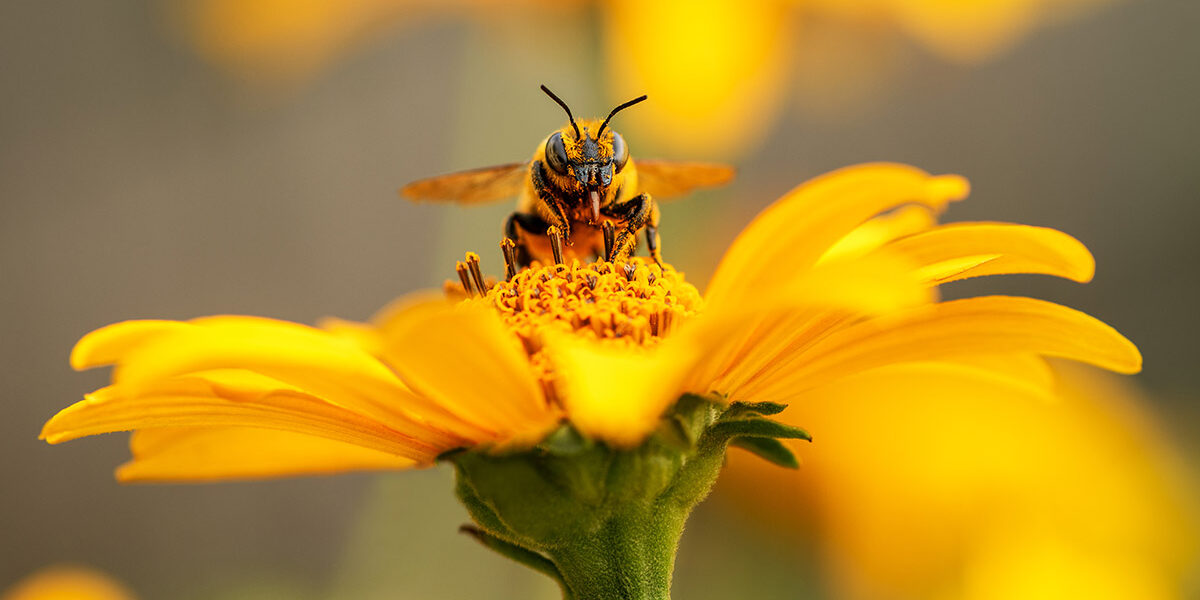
[539,423,591,456]
[459,525,567,591]
[654,415,694,451]
[729,436,800,469]
[453,470,517,539]
[669,393,719,444]
[450,449,607,544]
[722,400,788,418]
[710,416,812,442]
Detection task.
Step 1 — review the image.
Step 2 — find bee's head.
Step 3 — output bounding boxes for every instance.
[540,86,646,195]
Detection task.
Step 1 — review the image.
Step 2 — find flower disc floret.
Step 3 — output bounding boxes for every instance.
[473,258,703,349]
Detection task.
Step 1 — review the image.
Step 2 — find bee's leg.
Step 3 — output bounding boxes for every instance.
[644,201,663,267]
[601,193,652,262]
[504,211,550,268]
[530,160,571,242]
[644,226,662,267]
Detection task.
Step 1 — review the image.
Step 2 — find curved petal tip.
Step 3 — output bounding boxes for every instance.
[69,320,187,371]
[928,174,970,203]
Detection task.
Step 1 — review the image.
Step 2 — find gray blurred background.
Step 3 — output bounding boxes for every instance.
[2,0,1197,597]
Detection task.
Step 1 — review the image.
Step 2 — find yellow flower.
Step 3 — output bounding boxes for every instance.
[1,566,135,600]
[719,362,1198,599]
[803,0,1114,64]
[42,163,1140,481]
[609,0,1114,153]
[171,0,585,85]
[172,0,1115,154]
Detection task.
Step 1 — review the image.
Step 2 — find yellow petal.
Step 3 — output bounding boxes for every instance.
[687,252,936,394]
[741,295,1141,403]
[367,291,457,337]
[706,163,969,306]
[87,316,483,444]
[944,353,1058,398]
[318,291,451,361]
[317,316,386,356]
[70,320,191,370]
[116,426,417,482]
[543,332,697,447]
[818,205,938,265]
[379,300,559,446]
[881,222,1095,284]
[775,252,938,314]
[41,369,440,461]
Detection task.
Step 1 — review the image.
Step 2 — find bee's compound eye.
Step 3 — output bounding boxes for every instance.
[611,132,629,173]
[546,132,570,175]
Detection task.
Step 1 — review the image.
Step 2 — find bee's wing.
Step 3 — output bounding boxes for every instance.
[634,160,736,200]
[400,162,529,204]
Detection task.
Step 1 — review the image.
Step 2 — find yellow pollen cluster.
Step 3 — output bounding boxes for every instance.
[475,258,703,350]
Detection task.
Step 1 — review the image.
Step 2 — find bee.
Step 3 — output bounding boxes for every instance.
[401,85,735,271]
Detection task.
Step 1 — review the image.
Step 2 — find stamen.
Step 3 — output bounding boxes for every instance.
[460,258,703,389]
[602,221,616,261]
[456,261,475,297]
[466,252,488,293]
[659,308,674,336]
[500,238,518,281]
[547,226,565,265]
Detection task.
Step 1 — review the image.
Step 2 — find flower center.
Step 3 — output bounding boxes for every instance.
[449,252,703,406]
[451,252,704,349]
[473,257,703,348]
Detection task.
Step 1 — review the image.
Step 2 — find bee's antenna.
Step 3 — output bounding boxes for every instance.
[597,94,648,138]
[541,85,581,140]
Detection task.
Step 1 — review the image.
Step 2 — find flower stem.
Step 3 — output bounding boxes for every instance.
[446,395,807,600]
[544,507,683,600]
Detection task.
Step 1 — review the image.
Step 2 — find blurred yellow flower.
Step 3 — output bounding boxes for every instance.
[43,163,1138,481]
[1,566,135,600]
[804,0,1115,63]
[172,0,1114,154]
[721,362,1198,599]
[171,0,585,85]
